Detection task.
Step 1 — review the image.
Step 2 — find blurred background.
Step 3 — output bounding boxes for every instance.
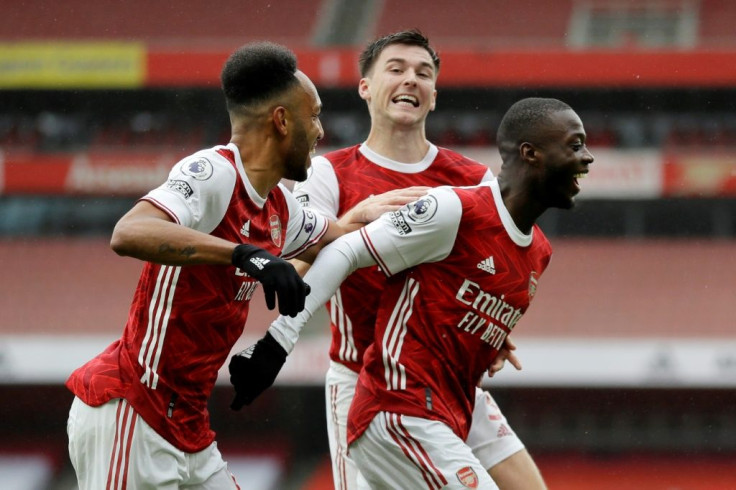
[1,0,735,488]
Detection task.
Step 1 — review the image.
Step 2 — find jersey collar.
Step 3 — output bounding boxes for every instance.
[358,142,439,173]
[489,178,533,247]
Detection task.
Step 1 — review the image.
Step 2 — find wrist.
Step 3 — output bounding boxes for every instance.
[231,243,260,267]
[267,325,294,355]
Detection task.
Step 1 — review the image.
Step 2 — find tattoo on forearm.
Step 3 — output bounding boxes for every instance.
[158,243,196,258]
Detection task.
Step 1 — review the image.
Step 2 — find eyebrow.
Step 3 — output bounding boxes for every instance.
[384,57,435,72]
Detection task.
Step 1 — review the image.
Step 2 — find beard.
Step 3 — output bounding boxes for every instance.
[283,121,311,182]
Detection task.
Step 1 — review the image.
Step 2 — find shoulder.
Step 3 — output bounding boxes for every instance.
[170,147,237,183]
[320,145,361,167]
[435,146,485,167]
[433,147,493,181]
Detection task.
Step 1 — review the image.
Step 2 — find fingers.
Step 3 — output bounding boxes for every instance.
[230,393,247,411]
[263,287,276,311]
[373,187,431,204]
[506,351,523,371]
[487,357,505,377]
[276,278,309,317]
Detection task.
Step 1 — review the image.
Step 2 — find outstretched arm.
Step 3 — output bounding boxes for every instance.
[229,230,376,409]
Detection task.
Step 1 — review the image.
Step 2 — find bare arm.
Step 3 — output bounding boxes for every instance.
[110,200,237,265]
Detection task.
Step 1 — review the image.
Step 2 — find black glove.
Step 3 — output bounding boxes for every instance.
[231,244,310,317]
[229,332,288,410]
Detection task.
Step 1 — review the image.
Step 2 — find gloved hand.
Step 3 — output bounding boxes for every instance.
[229,332,288,410]
[231,244,310,317]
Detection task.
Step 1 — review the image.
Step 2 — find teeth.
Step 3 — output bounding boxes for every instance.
[394,95,418,106]
[574,173,586,179]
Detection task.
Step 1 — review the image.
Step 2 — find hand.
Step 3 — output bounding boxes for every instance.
[339,186,431,225]
[231,244,310,317]
[487,336,523,378]
[229,332,288,410]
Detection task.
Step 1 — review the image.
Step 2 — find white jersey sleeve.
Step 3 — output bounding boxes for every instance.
[292,155,340,219]
[268,228,375,353]
[481,168,494,182]
[267,187,462,353]
[359,185,462,277]
[280,183,330,259]
[143,151,235,234]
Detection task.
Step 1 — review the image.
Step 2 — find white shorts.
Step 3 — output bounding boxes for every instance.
[325,361,524,489]
[351,412,499,490]
[67,397,239,490]
[325,361,361,490]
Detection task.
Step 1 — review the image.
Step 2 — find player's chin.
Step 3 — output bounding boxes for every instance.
[549,191,577,210]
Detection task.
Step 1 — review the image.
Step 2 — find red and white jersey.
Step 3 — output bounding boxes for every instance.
[293,143,492,372]
[66,143,328,453]
[346,180,552,445]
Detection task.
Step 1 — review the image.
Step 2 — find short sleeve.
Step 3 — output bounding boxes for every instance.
[292,156,340,220]
[281,183,330,258]
[359,186,462,277]
[142,151,236,233]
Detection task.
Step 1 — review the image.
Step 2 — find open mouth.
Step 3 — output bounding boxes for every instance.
[392,94,419,107]
[572,172,587,192]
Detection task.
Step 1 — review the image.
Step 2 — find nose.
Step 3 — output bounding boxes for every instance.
[403,69,418,86]
[316,119,324,141]
[584,146,594,164]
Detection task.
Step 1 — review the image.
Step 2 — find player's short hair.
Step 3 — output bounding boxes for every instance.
[358,29,440,77]
[496,97,573,148]
[221,41,300,111]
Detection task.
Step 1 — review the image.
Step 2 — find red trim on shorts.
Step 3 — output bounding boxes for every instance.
[329,384,348,490]
[385,413,447,489]
[107,400,136,490]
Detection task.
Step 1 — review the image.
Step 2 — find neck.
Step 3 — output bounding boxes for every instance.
[364,124,430,163]
[496,173,545,235]
[229,130,282,199]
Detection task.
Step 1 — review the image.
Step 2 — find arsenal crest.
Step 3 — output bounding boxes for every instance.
[269,215,282,247]
[528,271,539,299]
[456,466,479,488]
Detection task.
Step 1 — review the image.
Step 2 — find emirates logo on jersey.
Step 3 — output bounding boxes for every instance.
[269,215,282,247]
[456,466,479,488]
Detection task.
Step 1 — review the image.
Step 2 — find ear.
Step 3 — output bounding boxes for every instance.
[519,142,540,165]
[358,78,371,101]
[272,106,289,136]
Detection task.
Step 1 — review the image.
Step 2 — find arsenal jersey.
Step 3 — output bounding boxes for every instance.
[66,143,328,452]
[293,143,492,372]
[346,180,552,445]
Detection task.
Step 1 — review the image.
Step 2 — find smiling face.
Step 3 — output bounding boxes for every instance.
[283,70,323,182]
[531,109,595,209]
[358,43,438,128]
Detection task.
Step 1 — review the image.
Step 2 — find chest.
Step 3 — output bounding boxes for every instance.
[214,187,289,255]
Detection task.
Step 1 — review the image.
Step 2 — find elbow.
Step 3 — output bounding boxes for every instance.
[110,220,135,257]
